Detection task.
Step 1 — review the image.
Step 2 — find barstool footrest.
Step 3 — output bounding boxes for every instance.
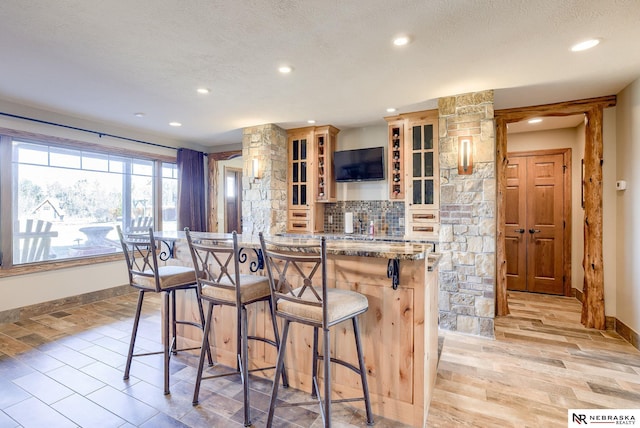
[246,335,277,348]
[317,354,362,374]
[277,396,367,409]
[200,364,277,382]
[175,320,204,329]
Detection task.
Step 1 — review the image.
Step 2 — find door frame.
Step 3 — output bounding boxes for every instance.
[506,148,572,296]
[495,95,616,330]
[223,166,243,233]
[207,150,242,232]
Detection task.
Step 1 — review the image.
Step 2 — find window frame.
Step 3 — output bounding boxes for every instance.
[0,127,177,277]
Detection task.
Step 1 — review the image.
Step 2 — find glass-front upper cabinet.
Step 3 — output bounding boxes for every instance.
[287,126,333,233]
[404,110,439,238]
[290,135,308,207]
[411,123,435,206]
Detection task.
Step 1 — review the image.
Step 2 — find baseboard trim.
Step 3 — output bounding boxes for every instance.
[0,285,133,324]
[572,287,639,352]
[611,316,640,351]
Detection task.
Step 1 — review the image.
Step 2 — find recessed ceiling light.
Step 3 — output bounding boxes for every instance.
[571,38,600,52]
[393,35,411,46]
[528,118,543,124]
[169,122,182,127]
[278,65,293,74]
[307,119,316,124]
[386,108,397,113]
[197,88,210,94]
[133,112,145,118]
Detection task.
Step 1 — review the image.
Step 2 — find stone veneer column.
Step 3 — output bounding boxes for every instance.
[241,124,288,237]
[438,91,496,337]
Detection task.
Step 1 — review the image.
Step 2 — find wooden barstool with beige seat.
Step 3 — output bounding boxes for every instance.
[259,233,374,427]
[116,226,211,395]
[185,228,288,427]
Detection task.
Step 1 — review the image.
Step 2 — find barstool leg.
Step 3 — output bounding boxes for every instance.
[353,317,374,425]
[311,327,319,398]
[124,290,145,380]
[240,306,251,427]
[267,319,290,428]
[194,288,214,366]
[323,326,331,428]
[236,303,242,373]
[193,301,214,405]
[268,299,288,388]
[171,290,178,355]
[163,291,171,395]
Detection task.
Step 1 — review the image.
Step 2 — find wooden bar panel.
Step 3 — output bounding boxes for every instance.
[171,240,438,427]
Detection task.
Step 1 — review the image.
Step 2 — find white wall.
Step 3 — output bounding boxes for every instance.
[602,107,617,317]
[0,262,128,311]
[335,123,388,201]
[616,77,640,334]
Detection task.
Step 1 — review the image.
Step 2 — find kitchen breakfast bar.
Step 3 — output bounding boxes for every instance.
[157,232,439,427]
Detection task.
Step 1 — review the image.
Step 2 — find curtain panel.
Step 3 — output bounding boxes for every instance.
[177,148,207,231]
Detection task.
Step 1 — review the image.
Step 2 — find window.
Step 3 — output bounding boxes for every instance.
[1,134,178,267]
[161,162,178,232]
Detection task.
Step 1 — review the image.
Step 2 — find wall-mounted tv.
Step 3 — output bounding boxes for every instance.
[333,147,385,182]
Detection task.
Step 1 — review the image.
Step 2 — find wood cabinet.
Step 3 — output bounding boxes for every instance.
[387,110,439,239]
[287,125,339,233]
[387,119,405,200]
[169,236,439,427]
[314,125,339,203]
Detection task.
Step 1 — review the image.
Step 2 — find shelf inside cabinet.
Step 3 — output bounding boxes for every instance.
[317,134,326,200]
[388,123,404,200]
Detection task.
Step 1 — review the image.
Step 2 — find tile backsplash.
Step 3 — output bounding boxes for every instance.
[323,200,405,236]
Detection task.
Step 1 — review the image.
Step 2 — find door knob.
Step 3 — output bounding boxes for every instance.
[514,228,525,233]
[529,228,541,233]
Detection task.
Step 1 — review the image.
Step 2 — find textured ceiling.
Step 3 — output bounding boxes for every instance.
[0,0,638,149]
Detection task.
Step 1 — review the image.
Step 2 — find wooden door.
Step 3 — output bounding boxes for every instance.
[224,168,242,233]
[506,151,566,295]
[505,157,527,291]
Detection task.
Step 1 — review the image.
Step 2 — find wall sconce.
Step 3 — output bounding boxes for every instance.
[458,136,473,175]
[250,158,260,179]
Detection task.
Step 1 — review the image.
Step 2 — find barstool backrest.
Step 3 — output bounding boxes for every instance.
[259,233,328,327]
[116,225,162,292]
[185,228,242,305]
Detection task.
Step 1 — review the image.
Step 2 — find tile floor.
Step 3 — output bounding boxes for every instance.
[428,291,640,427]
[0,292,398,428]
[0,290,639,427]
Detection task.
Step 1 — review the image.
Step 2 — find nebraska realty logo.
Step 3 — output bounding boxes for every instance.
[569,409,639,426]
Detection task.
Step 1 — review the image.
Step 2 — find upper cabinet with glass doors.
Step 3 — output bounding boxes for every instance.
[386,110,439,239]
[287,126,335,233]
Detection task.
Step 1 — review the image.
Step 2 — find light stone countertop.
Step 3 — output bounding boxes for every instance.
[155,231,437,262]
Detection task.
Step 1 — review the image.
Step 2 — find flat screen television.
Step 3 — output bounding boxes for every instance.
[333,147,385,182]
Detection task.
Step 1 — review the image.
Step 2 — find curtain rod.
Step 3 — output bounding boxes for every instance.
[0,111,179,151]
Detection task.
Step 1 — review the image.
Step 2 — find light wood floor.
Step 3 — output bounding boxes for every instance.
[0,290,638,427]
[428,291,640,427]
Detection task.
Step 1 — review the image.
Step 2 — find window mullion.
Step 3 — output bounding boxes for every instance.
[154,160,162,231]
[0,136,13,267]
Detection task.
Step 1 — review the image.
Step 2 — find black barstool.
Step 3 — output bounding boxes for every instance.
[186,229,288,427]
[259,233,374,427]
[116,226,211,395]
